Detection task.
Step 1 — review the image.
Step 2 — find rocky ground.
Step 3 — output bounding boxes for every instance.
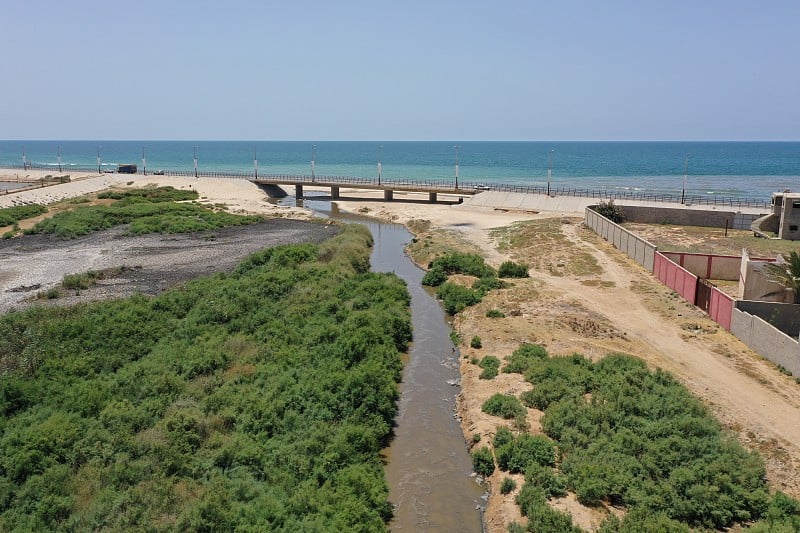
[0,219,338,313]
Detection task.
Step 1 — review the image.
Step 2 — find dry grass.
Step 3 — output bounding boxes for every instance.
[490,218,602,278]
[626,222,800,258]
[405,219,484,267]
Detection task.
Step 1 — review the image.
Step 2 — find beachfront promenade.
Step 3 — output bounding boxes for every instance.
[2,164,773,209]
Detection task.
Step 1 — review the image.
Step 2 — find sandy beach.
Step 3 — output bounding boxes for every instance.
[2,172,800,532]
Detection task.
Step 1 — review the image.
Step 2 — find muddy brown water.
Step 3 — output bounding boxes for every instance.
[298,197,486,532]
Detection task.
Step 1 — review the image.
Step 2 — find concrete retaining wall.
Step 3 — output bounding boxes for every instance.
[619,205,763,229]
[584,208,657,271]
[731,309,800,376]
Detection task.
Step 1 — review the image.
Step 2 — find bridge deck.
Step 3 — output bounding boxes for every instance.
[250,176,478,195]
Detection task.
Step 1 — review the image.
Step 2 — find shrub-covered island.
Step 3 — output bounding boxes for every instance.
[0,224,411,531]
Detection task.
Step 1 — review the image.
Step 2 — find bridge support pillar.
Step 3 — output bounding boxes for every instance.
[295,184,303,199]
[429,192,437,203]
[330,186,339,199]
[384,189,393,201]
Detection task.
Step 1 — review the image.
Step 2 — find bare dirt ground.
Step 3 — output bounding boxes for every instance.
[331,199,800,532]
[0,220,338,314]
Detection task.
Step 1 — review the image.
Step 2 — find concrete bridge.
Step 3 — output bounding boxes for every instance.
[249,174,480,202]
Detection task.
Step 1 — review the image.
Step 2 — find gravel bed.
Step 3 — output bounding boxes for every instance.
[0,219,339,313]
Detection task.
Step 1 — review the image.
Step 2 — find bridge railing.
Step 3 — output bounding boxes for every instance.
[1,164,772,209]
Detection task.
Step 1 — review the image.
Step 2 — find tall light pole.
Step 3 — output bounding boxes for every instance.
[547,149,554,196]
[193,145,198,178]
[58,145,62,173]
[311,144,316,182]
[454,144,460,189]
[681,154,690,204]
[142,146,147,176]
[254,145,258,179]
[377,144,383,185]
[96,145,102,173]
[22,145,27,170]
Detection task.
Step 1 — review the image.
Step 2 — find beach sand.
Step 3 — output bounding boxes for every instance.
[3,173,800,531]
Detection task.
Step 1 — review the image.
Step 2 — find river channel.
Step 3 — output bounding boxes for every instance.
[299,197,486,532]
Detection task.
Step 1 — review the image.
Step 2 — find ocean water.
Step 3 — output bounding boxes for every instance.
[1,141,798,201]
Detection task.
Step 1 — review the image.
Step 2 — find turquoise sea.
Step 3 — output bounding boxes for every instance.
[1,141,798,201]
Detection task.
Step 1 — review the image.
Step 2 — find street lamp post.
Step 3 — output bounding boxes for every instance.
[377,144,383,185]
[681,154,689,204]
[58,145,62,173]
[96,145,102,173]
[22,145,27,170]
[311,144,316,182]
[193,146,198,178]
[547,149,554,196]
[142,146,147,176]
[254,145,258,179]
[454,144,460,189]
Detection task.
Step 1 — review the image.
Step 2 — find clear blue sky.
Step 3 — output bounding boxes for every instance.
[2,0,798,141]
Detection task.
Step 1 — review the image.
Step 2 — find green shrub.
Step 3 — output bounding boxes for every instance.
[504,343,549,374]
[500,477,517,495]
[62,271,100,290]
[498,260,529,278]
[472,446,495,477]
[421,266,448,287]
[479,356,500,380]
[449,330,462,346]
[472,276,507,293]
[470,335,482,349]
[486,309,505,318]
[493,427,514,449]
[496,434,556,473]
[593,200,625,223]
[482,394,526,420]
[428,252,496,278]
[525,463,567,498]
[436,282,483,315]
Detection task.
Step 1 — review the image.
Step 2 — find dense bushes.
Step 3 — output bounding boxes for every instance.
[422,252,511,315]
[0,204,47,226]
[436,282,483,315]
[478,356,500,380]
[498,260,529,278]
[26,186,261,239]
[0,224,410,530]
[482,394,526,420]
[593,200,625,223]
[471,447,495,477]
[504,344,799,531]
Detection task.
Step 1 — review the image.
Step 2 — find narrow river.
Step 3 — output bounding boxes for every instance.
[300,198,485,531]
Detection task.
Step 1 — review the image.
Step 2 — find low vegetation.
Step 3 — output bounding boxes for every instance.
[0,204,47,227]
[0,224,411,531]
[481,344,800,531]
[422,252,510,315]
[478,356,500,380]
[592,200,626,223]
[24,187,261,239]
